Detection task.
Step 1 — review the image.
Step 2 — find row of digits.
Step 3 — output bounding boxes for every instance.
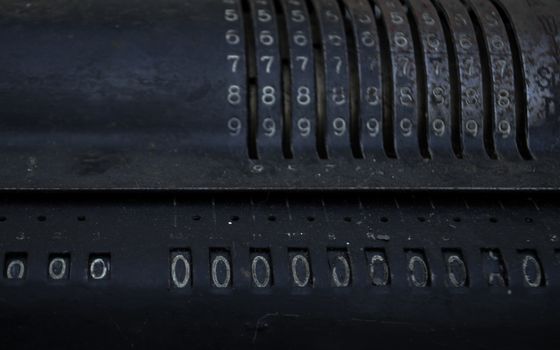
[1,248,548,289]
[170,247,548,289]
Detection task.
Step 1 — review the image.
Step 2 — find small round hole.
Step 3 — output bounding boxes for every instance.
[489,217,498,223]
[453,217,462,223]
[417,217,426,223]
[524,217,534,224]
[268,215,276,222]
[192,215,201,221]
[0,216,6,222]
[380,217,389,223]
[343,217,352,223]
[306,216,315,222]
[37,215,47,222]
[230,215,240,222]
[77,216,86,222]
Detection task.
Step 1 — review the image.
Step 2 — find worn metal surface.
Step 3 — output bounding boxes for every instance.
[0,0,557,190]
[0,192,559,348]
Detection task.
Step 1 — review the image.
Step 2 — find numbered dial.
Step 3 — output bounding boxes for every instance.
[376,0,421,159]
[223,0,249,156]
[495,0,560,157]
[434,0,486,158]
[249,0,284,158]
[310,0,352,158]
[407,0,454,158]
[343,0,384,158]
[467,0,519,159]
[281,0,317,159]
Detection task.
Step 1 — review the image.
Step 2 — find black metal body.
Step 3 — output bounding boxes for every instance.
[0,0,559,348]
